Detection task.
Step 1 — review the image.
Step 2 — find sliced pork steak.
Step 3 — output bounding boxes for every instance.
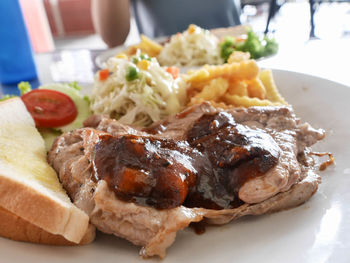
[48,103,325,258]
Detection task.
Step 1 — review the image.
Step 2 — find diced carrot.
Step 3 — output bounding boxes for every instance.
[99,69,109,81]
[166,66,179,79]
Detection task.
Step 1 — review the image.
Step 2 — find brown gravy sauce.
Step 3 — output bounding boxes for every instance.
[93,112,281,210]
[190,221,207,235]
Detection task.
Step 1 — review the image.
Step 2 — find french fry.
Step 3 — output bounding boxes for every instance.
[188,80,212,91]
[194,78,229,101]
[224,94,279,107]
[188,97,205,106]
[139,35,163,57]
[227,80,248,97]
[126,35,163,57]
[126,46,138,56]
[189,97,228,108]
[247,78,266,100]
[185,68,211,83]
[227,51,250,64]
[187,89,200,100]
[259,69,287,104]
[206,60,259,80]
[188,78,228,106]
[184,58,287,109]
[207,100,228,109]
[186,60,259,83]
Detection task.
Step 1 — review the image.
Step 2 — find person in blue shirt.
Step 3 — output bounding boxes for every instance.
[92,0,241,47]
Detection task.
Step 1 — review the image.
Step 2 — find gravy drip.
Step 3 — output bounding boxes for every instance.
[93,112,281,210]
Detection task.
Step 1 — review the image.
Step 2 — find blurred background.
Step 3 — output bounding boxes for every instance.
[22,0,350,51]
[1,0,349,93]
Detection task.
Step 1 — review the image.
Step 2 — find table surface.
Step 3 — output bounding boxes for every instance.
[259,38,350,87]
[0,38,349,97]
[0,49,101,96]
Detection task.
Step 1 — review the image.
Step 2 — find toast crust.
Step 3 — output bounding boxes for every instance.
[0,98,89,244]
[0,206,95,245]
[0,171,89,243]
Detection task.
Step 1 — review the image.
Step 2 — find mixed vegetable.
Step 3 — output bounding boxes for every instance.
[21,89,78,128]
[125,66,140,81]
[0,26,278,150]
[220,30,278,62]
[0,81,90,149]
[91,52,183,127]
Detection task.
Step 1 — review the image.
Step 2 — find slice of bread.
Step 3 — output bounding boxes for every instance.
[0,98,91,244]
[0,206,95,245]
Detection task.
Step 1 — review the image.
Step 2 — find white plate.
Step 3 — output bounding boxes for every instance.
[2,70,350,263]
[95,36,169,69]
[95,45,126,69]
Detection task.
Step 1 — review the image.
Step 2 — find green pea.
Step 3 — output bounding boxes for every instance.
[132,57,139,64]
[140,54,151,61]
[126,66,139,81]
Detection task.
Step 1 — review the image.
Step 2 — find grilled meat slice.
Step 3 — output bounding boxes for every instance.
[85,103,324,206]
[48,128,203,258]
[48,103,325,258]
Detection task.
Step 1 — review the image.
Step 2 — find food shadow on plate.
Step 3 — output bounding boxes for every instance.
[164,195,331,262]
[94,230,138,250]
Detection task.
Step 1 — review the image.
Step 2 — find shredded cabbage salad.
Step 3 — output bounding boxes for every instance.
[90,52,185,127]
[157,24,223,67]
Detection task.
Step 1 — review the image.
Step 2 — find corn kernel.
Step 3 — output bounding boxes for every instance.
[187,24,197,34]
[115,53,128,59]
[137,59,151,70]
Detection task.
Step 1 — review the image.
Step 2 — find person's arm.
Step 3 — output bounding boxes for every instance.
[91,0,131,47]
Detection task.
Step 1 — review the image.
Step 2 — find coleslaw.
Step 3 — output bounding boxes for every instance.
[157,24,223,67]
[90,52,185,127]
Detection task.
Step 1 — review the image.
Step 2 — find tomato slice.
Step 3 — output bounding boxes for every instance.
[21,89,78,128]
